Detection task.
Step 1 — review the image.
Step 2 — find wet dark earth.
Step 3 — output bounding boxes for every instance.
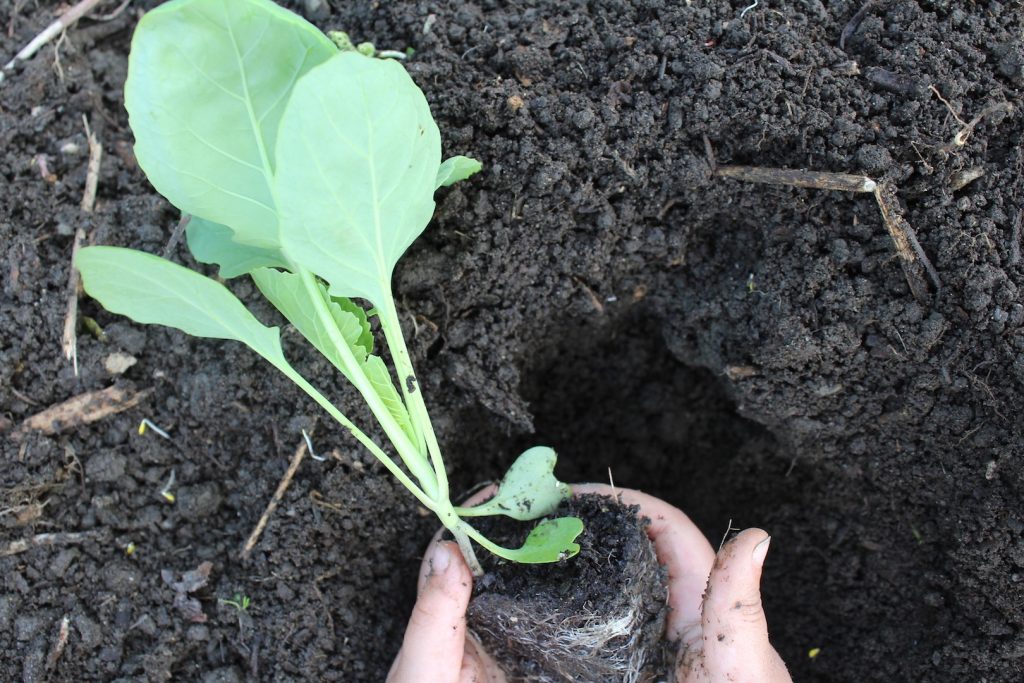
[2,1,1023,681]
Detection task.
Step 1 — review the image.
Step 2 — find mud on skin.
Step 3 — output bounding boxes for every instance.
[2,1,1023,681]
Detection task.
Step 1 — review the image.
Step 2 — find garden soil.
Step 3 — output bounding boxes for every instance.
[2,0,1022,681]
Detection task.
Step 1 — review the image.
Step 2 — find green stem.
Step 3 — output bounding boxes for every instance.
[456,519,519,562]
[297,267,438,500]
[378,295,450,505]
[273,362,435,511]
[452,503,501,517]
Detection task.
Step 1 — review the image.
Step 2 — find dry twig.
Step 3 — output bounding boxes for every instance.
[1,0,106,84]
[13,385,153,439]
[240,436,308,559]
[716,165,876,193]
[81,115,102,212]
[713,164,941,303]
[61,227,87,375]
[0,530,100,557]
[61,119,101,375]
[45,616,71,671]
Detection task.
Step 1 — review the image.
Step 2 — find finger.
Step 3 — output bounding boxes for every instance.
[699,529,791,683]
[390,541,473,683]
[460,483,498,508]
[574,484,715,640]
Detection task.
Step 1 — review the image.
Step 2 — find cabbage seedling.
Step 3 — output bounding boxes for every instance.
[75,0,582,574]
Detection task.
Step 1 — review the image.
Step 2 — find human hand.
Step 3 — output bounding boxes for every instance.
[388,485,791,683]
[386,537,506,683]
[574,484,792,682]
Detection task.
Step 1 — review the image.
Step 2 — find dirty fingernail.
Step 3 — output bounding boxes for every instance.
[752,535,771,568]
[429,540,452,574]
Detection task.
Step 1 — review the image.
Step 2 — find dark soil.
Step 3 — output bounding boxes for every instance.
[468,494,668,682]
[1,1,1022,681]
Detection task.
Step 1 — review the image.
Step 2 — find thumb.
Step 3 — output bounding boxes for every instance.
[389,541,474,683]
[699,529,790,683]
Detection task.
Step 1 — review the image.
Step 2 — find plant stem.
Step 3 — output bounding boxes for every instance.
[378,297,450,505]
[297,267,439,500]
[274,363,435,511]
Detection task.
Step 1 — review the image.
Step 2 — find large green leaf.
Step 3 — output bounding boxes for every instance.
[76,246,286,366]
[250,267,372,375]
[460,446,571,520]
[186,216,288,278]
[126,0,336,247]
[273,52,441,305]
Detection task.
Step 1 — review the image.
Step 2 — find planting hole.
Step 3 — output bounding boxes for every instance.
[518,309,779,535]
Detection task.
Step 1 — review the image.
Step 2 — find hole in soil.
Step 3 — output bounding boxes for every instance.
[517,307,777,535]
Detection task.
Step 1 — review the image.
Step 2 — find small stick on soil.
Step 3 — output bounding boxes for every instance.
[162,214,191,260]
[45,616,71,671]
[0,0,106,84]
[715,165,876,193]
[13,385,154,439]
[931,90,1015,154]
[61,118,101,374]
[61,227,87,375]
[95,0,133,22]
[240,436,308,560]
[571,275,605,314]
[714,164,940,303]
[873,182,941,301]
[840,0,874,51]
[0,530,100,557]
[81,115,102,212]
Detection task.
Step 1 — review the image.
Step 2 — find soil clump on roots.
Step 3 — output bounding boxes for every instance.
[468,494,669,683]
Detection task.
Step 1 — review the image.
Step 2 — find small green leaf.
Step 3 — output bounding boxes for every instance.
[331,295,374,356]
[435,155,482,189]
[462,446,570,520]
[491,517,584,564]
[76,246,286,367]
[360,355,417,444]
[251,268,373,377]
[274,51,441,305]
[186,216,288,278]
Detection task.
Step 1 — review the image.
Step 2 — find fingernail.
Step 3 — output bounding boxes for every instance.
[428,541,452,574]
[752,535,771,568]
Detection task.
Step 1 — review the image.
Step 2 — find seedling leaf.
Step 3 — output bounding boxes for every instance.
[125,0,336,245]
[361,355,417,444]
[274,51,441,305]
[331,295,375,356]
[186,217,288,278]
[76,246,286,366]
[435,155,482,189]
[462,446,570,520]
[491,517,584,564]
[251,267,373,374]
